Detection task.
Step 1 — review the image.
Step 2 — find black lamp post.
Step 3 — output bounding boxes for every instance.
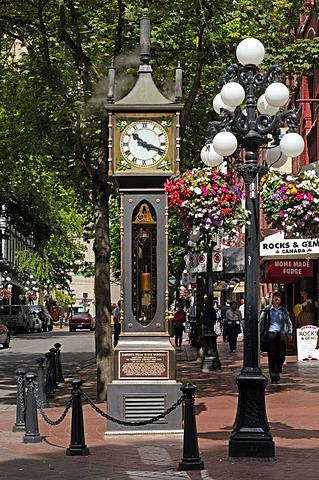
[188,229,221,371]
[201,38,304,458]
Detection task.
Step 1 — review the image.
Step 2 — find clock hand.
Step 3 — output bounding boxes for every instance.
[145,143,165,155]
[132,133,165,155]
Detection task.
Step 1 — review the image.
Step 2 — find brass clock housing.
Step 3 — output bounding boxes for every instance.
[113,113,175,175]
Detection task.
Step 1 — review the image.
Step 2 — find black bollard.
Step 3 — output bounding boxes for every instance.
[178,383,204,471]
[66,378,90,456]
[49,347,59,389]
[54,342,64,382]
[12,367,27,432]
[45,352,55,398]
[36,357,49,408]
[23,372,42,443]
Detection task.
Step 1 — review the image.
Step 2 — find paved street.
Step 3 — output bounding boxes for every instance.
[0,328,95,410]
[1,335,319,479]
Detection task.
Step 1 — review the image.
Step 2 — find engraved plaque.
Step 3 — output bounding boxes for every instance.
[119,351,169,379]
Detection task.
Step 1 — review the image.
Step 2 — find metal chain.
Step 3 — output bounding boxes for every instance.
[31,381,73,426]
[79,388,185,427]
[18,376,26,416]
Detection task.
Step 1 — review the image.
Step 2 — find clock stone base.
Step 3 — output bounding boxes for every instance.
[105,334,183,434]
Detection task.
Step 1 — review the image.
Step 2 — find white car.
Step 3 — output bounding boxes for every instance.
[31,312,43,332]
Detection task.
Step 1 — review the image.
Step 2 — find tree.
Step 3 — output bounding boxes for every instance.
[0,0,315,400]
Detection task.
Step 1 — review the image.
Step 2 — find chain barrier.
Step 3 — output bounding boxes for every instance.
[31,381,73,426]
[18,376,26,416]
[79,388,185,427]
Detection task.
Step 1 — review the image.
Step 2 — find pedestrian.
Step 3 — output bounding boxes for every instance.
[59,308,65,329]
[295,289,317,327]
[221,299,231,342]
[112,301,121,347]
[239,297,245,336]
[225,301,242,352]
[239,298,245,322]
[260,291,292,384]
[173,304,186,351]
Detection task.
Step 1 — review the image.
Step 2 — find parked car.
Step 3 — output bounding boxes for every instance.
[69,312,95,332]
[30,305,54,332]
[32,312,43,332]
[0,319,10,348]
[0,305,34,333]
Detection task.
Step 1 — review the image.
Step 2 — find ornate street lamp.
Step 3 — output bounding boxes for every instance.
[202,37,304,458]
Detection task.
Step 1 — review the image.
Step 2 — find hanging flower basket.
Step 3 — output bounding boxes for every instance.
[261,169,319,237]
[0,288,12,300]
[164,168,248,240]
[26,291,37,301]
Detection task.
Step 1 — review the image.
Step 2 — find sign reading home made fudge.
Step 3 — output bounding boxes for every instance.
[119,351,169,379]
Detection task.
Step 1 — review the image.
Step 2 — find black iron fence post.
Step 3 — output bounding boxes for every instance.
[66,378,90,456]
[36,357,49,408]
[179,383,204,471]
[49,347,58,389]
[54,342,64,382]
[12,367,26,432]
[45,352,55,398]
[23,372,42,444]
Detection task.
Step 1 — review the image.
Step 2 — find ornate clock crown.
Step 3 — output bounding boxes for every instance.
[106,15,183,106]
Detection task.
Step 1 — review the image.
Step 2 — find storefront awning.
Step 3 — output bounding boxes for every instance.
[233,281,245,293]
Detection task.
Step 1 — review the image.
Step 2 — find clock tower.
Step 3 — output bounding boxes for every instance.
[106,16,183,433]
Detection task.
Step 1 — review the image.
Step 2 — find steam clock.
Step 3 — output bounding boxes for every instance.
[106,16,184,433]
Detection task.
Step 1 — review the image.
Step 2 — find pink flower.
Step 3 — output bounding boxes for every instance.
[201,185,208,197]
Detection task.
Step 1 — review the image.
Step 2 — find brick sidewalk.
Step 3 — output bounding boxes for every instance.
[1,336,319,479]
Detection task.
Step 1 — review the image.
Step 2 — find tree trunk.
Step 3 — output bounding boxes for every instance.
[93,118,113,402]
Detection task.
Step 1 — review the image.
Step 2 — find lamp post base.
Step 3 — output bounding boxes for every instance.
[201,332,221,372]
[228,369,275,458]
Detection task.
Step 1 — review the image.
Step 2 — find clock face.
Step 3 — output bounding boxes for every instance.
[120,120,169,168]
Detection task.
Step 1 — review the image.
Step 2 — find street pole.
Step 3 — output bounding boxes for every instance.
[201,238,221,372]
[200,37,304,458]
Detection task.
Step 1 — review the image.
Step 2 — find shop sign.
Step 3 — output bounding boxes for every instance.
[297,326,319,361]
[260,231,319,257]
[265,259,313,279]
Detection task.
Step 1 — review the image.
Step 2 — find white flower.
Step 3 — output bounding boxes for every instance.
[194,187,202,195]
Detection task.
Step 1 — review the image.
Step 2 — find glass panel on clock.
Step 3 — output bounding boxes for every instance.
[132,202,157,326]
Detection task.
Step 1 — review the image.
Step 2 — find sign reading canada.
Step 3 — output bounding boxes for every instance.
[297,326,319,361]
[260,231,319,257]
[119,351,169,379]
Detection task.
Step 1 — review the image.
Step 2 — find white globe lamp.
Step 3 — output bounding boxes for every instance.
[265,83,290,107]
[221,82,245,107]
[280,133,305,157]
[200,143,223,167]
[257,94,279,116]
[264,146,288,168]
[213,93,236,114]
[189,227,201,243]
[213,131,238,157]
[236,37,265,66]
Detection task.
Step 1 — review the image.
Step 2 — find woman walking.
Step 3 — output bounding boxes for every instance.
[226,301,242,353]
[173,304,186,351]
